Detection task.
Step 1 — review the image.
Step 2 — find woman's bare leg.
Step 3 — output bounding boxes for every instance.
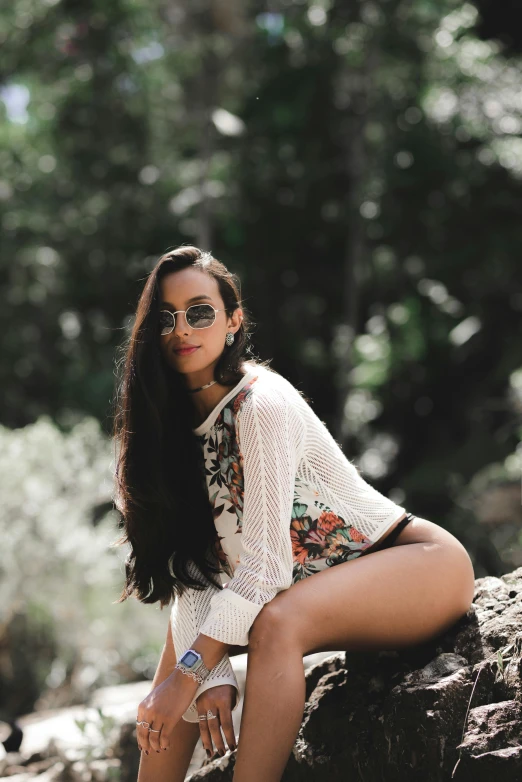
[232,518,475,781]
[137,622,201,782]
[137,717,201,782]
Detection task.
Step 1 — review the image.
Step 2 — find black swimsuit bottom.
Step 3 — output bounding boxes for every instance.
[367,512,416,553]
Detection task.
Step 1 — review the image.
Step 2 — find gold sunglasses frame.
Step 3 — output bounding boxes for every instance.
[159,304,227,335]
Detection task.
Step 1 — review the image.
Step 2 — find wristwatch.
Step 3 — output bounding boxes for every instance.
[175,649,212,685]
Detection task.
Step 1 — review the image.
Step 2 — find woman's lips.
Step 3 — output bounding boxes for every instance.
[173,346,200,356]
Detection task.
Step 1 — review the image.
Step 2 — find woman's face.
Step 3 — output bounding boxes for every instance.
[158,267,242,377]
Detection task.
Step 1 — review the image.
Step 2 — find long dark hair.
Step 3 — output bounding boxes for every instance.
[111,246,263,608]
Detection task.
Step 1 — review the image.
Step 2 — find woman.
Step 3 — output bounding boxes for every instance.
[112,245,475,782]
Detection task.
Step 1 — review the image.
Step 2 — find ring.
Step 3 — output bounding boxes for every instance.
[136,720,150,729]
[198,710,217,721]
[149,728,161,733]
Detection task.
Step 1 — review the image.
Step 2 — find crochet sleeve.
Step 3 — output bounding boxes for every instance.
[198,387,305,647]
[170,561,241,723]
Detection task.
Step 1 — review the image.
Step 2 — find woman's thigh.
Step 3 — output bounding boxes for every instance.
[248,517,475,656]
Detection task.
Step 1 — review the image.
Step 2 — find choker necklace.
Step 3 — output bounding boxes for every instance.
[187,379,218,393]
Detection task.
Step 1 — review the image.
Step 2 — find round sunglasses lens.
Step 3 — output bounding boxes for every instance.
[159,311,174,334]
[186,305,215,328]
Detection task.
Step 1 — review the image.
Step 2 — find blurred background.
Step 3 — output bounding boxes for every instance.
[1,0,521,778]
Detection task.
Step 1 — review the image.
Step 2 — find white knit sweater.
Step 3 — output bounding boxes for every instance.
[172,361,406,721]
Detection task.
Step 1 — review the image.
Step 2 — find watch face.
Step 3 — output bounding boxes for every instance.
[181,651,199,667]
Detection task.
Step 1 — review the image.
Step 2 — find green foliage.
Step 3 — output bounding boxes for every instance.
[0,416,166,711]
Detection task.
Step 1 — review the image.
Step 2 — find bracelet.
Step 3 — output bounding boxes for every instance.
[174,662,206,685]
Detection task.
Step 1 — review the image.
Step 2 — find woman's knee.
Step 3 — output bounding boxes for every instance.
[248,600,299,652]
[228,602,296,656]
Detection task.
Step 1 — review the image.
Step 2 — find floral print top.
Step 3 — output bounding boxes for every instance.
[193,362,405,588]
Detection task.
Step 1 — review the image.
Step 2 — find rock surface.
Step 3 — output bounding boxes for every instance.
[1,569,521,781]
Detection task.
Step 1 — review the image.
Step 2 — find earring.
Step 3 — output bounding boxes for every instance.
[225,332,235,346]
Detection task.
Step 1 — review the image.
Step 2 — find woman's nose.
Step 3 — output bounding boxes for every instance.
[172,311,190,334]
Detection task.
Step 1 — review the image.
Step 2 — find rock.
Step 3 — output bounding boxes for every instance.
[453,700,522,781]
[186,567,522,781]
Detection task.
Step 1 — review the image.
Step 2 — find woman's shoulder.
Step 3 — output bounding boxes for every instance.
[235,360,309,422]
[240,360,298,398]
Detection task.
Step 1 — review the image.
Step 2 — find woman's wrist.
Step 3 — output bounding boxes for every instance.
[170,665,201,689]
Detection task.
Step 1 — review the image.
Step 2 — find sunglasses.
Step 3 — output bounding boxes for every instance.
[159,304,226,336]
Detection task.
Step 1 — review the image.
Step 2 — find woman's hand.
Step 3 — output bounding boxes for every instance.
[136,668,199,754]
[197,684,238,758]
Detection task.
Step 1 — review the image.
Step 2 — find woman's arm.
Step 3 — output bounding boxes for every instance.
[150,621,178,688]
[170,569,242,722]
[198,387,305,647]
[137,622,201,782]
[189,583,248,665]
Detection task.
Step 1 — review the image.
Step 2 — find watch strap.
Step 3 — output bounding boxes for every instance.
[175,649,212,684]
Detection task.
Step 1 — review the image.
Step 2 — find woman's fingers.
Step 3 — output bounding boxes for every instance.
[137,719,169,754]
[197,714,215,758]
[207,711,227,756]
[197,685,238,758]
[136,721,152,754]
[219,707,237,753]
[148,723,167,753]
[197,709,237,757]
